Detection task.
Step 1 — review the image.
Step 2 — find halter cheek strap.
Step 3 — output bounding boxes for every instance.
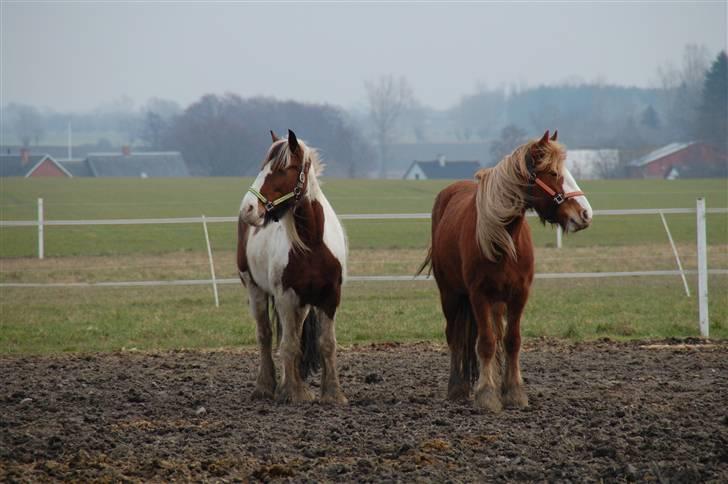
[247,160,310,217]
[525,151,583,206]
[532,177,584,205]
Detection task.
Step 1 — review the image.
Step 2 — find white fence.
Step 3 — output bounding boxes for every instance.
[1,198,726,337]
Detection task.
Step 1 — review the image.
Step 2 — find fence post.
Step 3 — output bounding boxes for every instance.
[659,210,690,297]
[556,225,562,249]
[201,215,219,308]
[696,198,709,337]
[37,198,44,260]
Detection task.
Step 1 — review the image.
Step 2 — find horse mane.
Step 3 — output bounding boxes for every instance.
[263,137,325,253]
[475,139,565,261]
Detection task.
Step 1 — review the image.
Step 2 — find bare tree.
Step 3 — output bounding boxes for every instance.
[9,104,44,147]
[657,44,710,139]
[365,75,413,178]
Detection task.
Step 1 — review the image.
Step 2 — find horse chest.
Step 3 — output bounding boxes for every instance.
[245,225,291,293]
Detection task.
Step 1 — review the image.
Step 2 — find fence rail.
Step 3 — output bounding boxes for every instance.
[2,269,726,288]
[1,199,725,337]
[2,207,727,227]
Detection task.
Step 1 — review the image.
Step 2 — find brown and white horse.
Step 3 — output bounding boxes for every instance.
[418,130,592,412]
[238,130,347,404]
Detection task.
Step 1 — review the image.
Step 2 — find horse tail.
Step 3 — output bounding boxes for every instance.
[446,297,479,384]
[299,308,321,380]
[415,246,432,277]
[448,300,507,385]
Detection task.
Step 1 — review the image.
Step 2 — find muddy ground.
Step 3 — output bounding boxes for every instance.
[1,339,727,482]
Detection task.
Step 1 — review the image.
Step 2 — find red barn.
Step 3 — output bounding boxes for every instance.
[0,150,72,178]
[628,142,728,178]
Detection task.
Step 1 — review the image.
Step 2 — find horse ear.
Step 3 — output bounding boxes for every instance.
[550,130,558,142]
[288,129,299,154]
[270,130,279,143]
[538,130,550,146]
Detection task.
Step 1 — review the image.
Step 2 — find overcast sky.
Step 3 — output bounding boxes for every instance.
[2,1,726,112]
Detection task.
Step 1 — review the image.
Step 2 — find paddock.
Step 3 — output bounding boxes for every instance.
[1,178,727,480]
[2,340,727,481]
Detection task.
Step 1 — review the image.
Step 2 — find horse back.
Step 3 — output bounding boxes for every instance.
[429,181,479,287]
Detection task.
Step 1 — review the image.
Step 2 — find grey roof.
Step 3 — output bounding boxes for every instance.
[629,142,694,167]
[0,154,46,177]
[85,152,189,177]
[405,160,481,179]
[60,159,94,177]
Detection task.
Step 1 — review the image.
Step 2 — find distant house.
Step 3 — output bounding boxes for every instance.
[59,159,94,177]
[565,149,620,180]
[0,150,72,177]
[628,142,728,179]
[403,156,481,180]
[1,147,190,178]
[83,148,189,178]
[386,142,490,179]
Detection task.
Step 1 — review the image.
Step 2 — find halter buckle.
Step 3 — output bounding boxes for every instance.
[265,201,275,212]
[554,193,565,205]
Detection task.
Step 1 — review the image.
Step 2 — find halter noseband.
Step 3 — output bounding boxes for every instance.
[247,160,310,221]
[530,176,583,205]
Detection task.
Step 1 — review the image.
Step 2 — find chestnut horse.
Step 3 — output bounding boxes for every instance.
[238,130,347,404]
[418,130,592,412]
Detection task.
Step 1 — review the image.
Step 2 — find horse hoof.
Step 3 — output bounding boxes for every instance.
[474,388,503,413]
[250,387,275,401]
[503,387,529,409]
[321,391,348,405]
[447,385,470,402]
[275,384,315,404]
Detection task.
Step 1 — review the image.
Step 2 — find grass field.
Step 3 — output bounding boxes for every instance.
[1,177,727,257]
[1,177,727,354]
[1,276,726,355]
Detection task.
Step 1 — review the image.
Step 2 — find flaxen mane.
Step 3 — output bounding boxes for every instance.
[475,139,565,261]
[262,138,325,253]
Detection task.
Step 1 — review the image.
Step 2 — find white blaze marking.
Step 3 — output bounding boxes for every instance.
[240,163,272,223]
[562,167,592,219]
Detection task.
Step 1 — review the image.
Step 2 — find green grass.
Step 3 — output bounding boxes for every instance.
[1,277,726,355]
[1,178,727,257]
[1,177,727,355]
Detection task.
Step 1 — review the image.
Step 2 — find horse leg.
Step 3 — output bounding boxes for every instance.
[471,293,503,413]
[275,292,315,403]
[443,293,470,401]
[246,278,276,400]
[318,307,347,405]
[503,294,528,408]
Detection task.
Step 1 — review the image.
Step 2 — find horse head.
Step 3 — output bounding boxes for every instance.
[240,129,311,226]
[525,130,592,233]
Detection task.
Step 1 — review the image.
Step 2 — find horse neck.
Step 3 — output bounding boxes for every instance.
[475,163,529,261]
[282,173,327,249]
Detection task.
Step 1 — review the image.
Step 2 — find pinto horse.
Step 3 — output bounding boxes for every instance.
[418,130,592,412]
[238,130,347,404]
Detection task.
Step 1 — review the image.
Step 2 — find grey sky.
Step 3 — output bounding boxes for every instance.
[2,1,726,112]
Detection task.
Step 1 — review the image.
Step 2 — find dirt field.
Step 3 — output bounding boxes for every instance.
[2,339,727,482]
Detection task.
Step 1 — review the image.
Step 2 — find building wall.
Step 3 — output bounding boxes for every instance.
[29,160,69,177]
[642,144,727,178]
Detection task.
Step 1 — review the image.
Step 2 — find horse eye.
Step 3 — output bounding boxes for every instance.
[550,171,558,177]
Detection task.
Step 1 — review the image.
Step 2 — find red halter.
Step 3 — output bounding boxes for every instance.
[532,177,584,205]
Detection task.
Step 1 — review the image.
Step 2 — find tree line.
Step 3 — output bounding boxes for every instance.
[2,46,725,178]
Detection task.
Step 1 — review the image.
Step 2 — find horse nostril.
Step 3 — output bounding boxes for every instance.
[246,206,253,213]
[581,210,591,223]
